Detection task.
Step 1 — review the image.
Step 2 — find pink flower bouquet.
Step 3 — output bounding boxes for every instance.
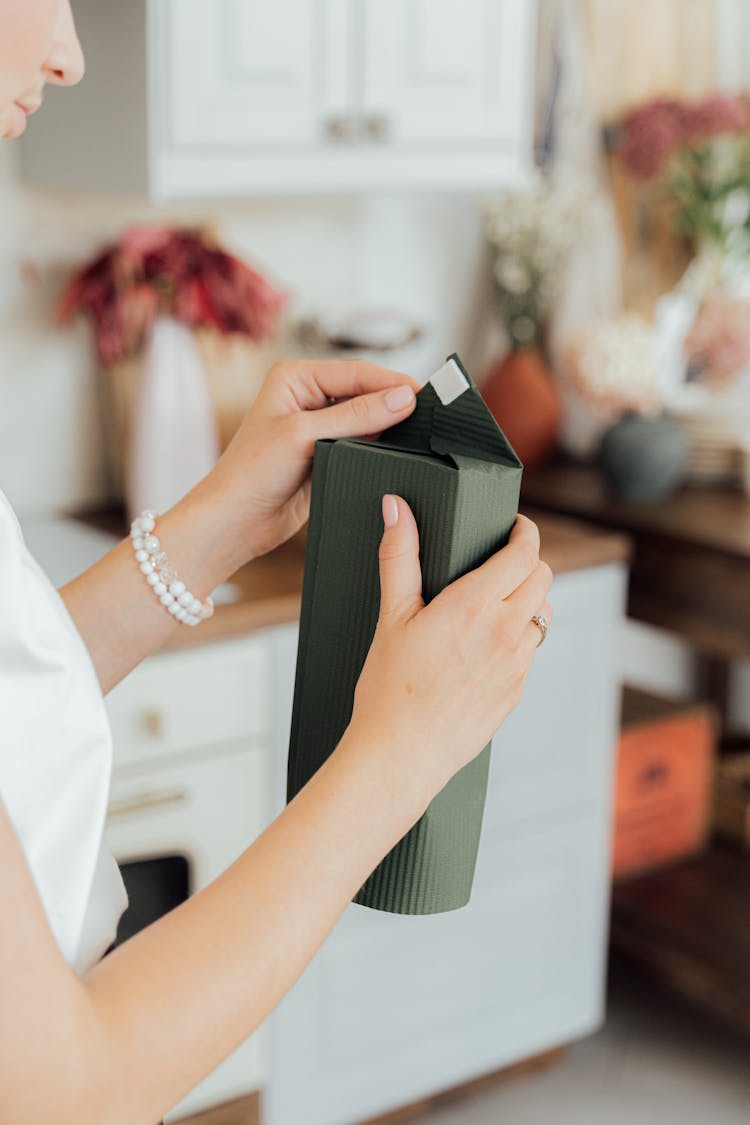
[684,293,750,388]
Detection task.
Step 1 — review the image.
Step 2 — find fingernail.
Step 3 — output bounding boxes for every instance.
[382,494,399,527]
[384,385,415,412]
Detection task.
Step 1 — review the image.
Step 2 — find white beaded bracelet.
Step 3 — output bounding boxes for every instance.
[130,510,214,627]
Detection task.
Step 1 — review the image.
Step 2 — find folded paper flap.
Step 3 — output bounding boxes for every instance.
[318,435,456,470]
[379,352,522,469]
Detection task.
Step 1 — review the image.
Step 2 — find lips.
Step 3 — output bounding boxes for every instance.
[4,100,41,139]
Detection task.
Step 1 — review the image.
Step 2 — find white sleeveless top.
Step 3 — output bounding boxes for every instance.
[0,488,128,975]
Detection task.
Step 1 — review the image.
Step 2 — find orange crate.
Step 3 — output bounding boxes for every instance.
[612,690,717,881]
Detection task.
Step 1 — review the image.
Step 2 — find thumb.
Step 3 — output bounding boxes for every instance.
[309,384,417,441]
[377,495,424,624]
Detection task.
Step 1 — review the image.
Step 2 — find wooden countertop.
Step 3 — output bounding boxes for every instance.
[75,506,630,653]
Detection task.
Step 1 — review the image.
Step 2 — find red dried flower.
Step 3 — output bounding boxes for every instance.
[618,92,750,180]
[57,225,290,365]
[619,97,685,179]
[680,93,750,143]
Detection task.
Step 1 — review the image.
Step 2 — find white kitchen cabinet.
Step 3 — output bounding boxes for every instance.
[20,0,537,198]
[362,0,530,147]
[166,0,354,150]
[263,560,626,1125]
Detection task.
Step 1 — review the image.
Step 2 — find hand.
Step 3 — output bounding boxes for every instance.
[347,501,553,814]
[206,358,421,567]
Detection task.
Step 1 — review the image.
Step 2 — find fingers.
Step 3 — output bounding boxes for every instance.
[317,361,421,399]
[304,383,417,442]
[273,358,422,410]
[503,561,553,627]
[458,515,541,604]
[377,495,424,624]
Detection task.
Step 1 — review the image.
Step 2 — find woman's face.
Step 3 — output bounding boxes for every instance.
[0,0,84,139]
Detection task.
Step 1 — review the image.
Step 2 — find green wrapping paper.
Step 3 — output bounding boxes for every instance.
[286,353,523,914]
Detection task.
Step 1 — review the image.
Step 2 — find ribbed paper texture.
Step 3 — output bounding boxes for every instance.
[287,354,523,914]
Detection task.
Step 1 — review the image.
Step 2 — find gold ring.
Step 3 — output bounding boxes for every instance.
[531,614,549,647]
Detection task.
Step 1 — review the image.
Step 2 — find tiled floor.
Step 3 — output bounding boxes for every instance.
[424,962,750,1125]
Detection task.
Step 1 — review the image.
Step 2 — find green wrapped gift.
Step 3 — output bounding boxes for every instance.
[286,353,523,914]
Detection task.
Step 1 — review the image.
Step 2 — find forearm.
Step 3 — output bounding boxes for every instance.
[75,725,423,1124]
[59,477,245,694]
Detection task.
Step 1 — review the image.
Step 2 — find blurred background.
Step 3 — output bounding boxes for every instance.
[3,1,750,1123]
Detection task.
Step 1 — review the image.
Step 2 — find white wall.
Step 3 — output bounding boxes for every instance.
[0,144,497,517]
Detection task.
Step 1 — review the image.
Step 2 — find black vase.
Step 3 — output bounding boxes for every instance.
[598,413,687,502]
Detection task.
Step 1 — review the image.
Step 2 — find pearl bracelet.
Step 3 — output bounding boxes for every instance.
[130,510,214,627]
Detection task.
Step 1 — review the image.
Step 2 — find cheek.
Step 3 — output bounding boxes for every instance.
[0,0,58,109]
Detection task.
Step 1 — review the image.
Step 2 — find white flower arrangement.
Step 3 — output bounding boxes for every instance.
[481,173,584,348]
[564,314,665,420]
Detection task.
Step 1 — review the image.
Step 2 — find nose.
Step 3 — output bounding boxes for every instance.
[42,0,85,87]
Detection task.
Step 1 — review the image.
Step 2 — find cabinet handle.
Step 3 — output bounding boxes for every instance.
[365,114,390,141]
[324,114,355,142]
[142,708,164,738]
[107,788,187,821]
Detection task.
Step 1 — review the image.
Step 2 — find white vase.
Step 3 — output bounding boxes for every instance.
[126,316,220,521]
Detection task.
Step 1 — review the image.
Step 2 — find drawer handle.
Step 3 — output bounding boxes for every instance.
[107,788,187,820]
[142,708,164,738]
[365,113,390,141]
[323,114,354,142]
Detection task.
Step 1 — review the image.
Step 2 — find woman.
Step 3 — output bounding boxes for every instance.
[0,3,553,1122]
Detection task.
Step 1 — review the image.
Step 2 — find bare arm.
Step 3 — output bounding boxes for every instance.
[59,477,241,694]
[3,499,551,1124]
[0,725,428,1124]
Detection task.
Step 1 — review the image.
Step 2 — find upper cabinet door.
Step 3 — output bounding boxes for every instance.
[20,0,537,196]
[163,0,353,148]
[360,0,534,149]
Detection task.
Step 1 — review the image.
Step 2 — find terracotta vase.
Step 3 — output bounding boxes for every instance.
[480,347,562,470]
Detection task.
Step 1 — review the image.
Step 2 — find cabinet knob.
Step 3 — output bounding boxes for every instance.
[324,115,354,142]
[142,708,164,738]
[365,114,390,142]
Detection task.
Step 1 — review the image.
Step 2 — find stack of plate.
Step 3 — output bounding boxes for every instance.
[669,380,750,484]
[671,407,743,483]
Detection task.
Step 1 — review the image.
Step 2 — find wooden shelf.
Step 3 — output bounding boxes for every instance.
[610,846,750,1036]
[522,461,750,726]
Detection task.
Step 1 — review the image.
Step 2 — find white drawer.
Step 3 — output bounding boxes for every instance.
[106,635,270,768]
[106,744,270,879]
[105,745,270,1120]
[484,563,626,830]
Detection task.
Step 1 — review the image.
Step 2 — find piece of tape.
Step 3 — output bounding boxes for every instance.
[429,357,469,405]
